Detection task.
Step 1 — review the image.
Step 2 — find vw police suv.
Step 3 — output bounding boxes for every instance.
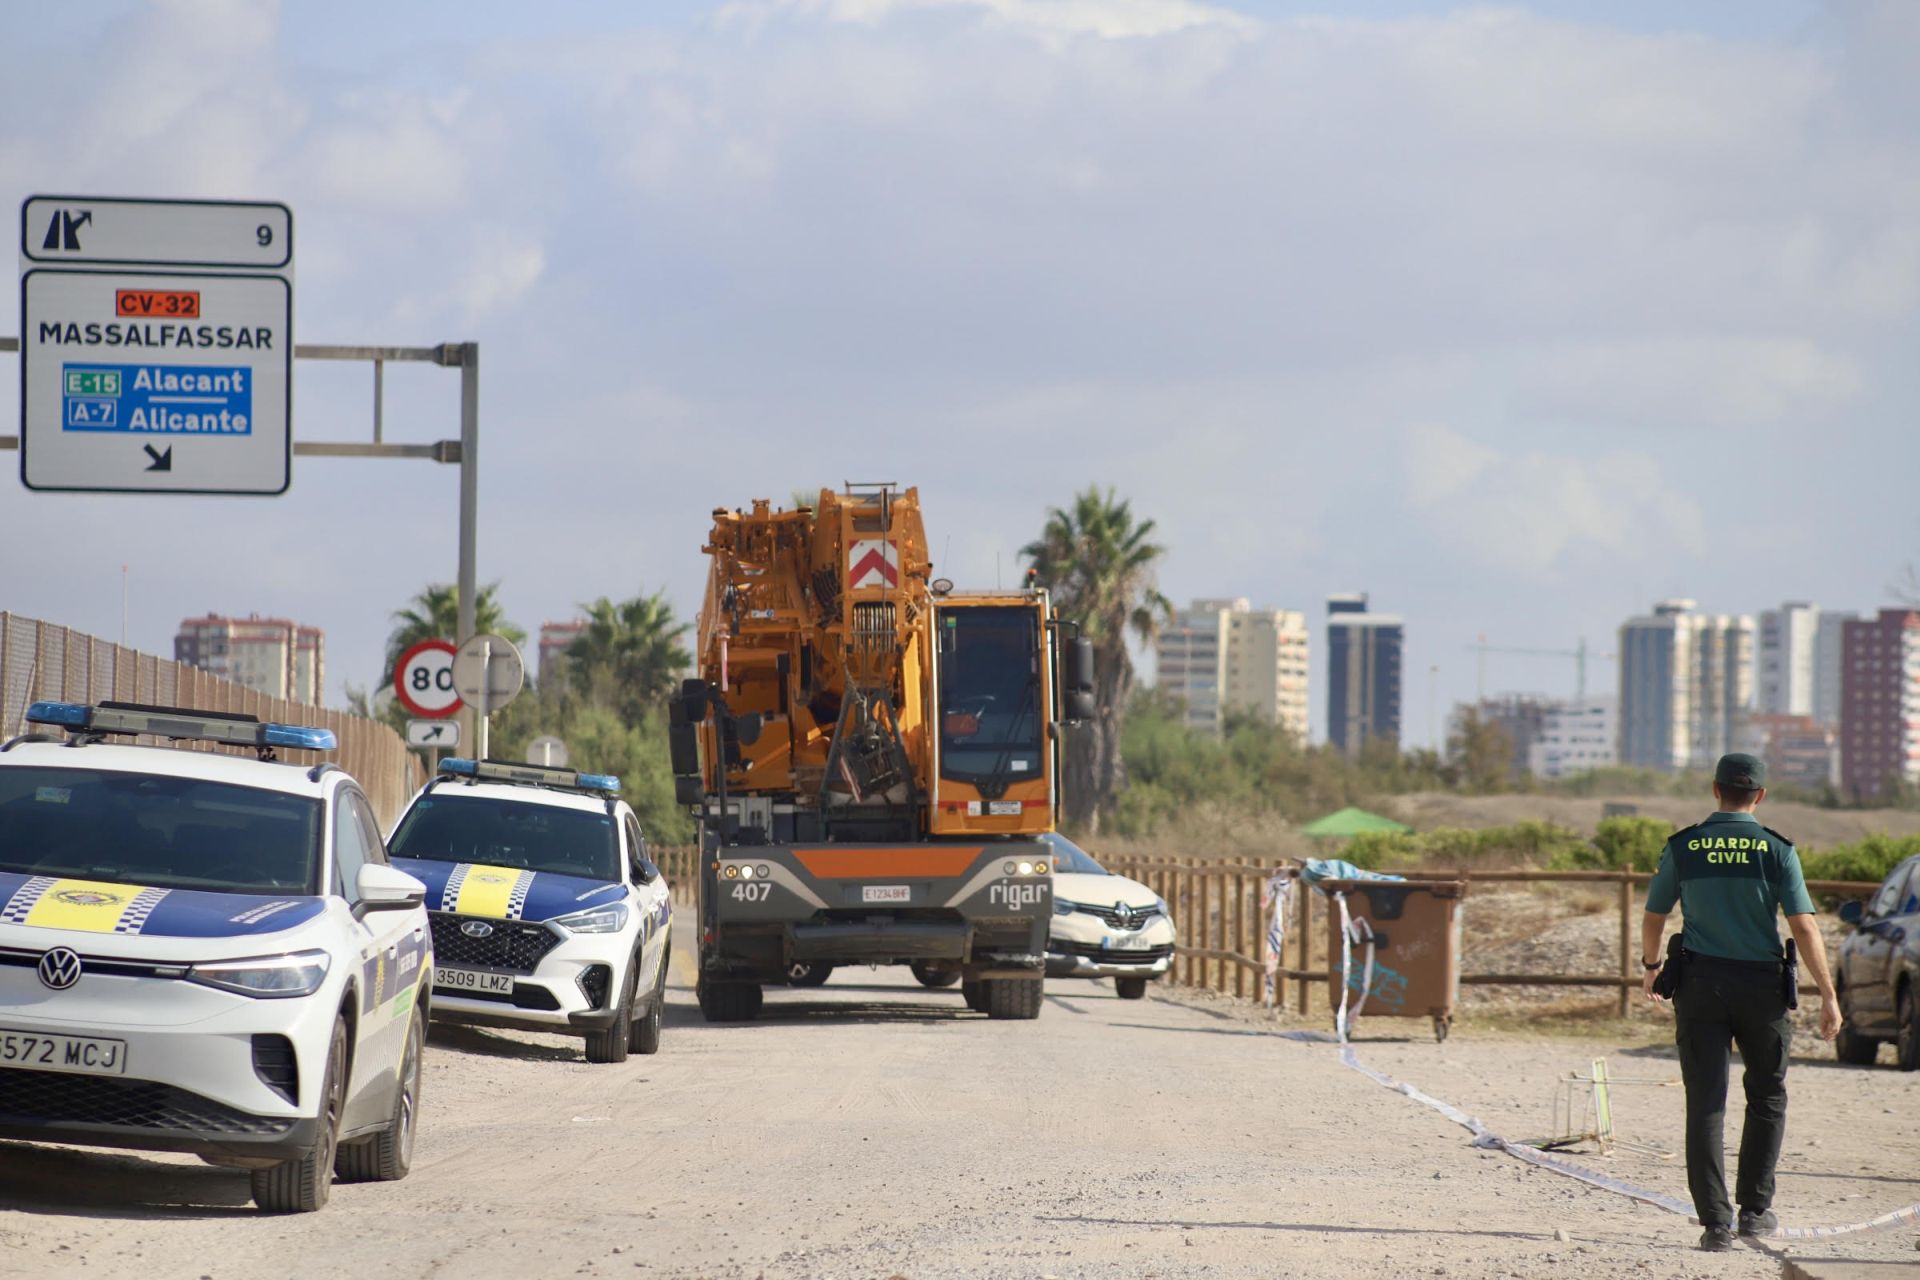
[388,758,672,1064]
[0,702,432,1213]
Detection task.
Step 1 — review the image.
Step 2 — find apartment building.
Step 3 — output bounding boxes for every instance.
[1527,697,1618,779]
[1618,600,1752,772]
[174,614,325,704]
[1839,609,1920,800]
[538,619,587,685]
[1327,593,1402,758]
[1154,598,1309,740]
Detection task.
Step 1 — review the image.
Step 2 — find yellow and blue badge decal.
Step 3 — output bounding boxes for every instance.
[438,863,537,919]
[0,872,325,937]
[1,877,169,934]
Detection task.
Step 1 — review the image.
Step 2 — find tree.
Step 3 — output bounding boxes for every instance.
[1446,708,1513,795]
[384,582,523,669]
[1022,487,1172,831]
[565,590,692,725]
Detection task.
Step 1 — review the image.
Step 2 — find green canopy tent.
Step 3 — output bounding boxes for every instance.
[1299,807,1412,839]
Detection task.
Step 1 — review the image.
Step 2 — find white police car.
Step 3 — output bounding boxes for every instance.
[1043,832,1176,999]
[0,701,432,1213]
[387,758,672,1064]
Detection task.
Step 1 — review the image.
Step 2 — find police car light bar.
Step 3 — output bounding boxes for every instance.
[26,701,339,752]
[438,757,621,794]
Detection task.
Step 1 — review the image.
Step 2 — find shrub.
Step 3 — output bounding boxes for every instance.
[1799,833,1920,885]
[1562,815,1675,873]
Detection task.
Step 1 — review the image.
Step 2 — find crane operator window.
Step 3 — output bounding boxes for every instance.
[937,606,1044,785]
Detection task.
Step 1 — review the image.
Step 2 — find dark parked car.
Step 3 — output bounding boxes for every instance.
[1835,854,1920,1070]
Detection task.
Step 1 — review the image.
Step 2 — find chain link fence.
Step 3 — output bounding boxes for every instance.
[0,612,422,826]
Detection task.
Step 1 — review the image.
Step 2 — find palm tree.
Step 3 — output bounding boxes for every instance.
[565,590,692,725]
[384,582,523,669]
[1022,487,1172,831]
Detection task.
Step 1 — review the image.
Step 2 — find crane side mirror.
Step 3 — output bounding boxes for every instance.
[1838,899,1864,927]
[1062,637,1096,723]
[668,722,701,776]
[673,775,706,807]
[678,679,711,725]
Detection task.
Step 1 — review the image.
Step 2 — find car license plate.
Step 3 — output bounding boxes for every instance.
[1104,931,1148,950]
[863,885,911,904]
[0,1027,127,1075]
[434,966,514,995]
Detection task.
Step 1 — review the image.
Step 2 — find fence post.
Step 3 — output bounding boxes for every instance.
[1295,870,1311,1016]
[1618,871,1633,1018]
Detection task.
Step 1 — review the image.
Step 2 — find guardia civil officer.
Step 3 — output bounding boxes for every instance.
[1641,753,1840,1252]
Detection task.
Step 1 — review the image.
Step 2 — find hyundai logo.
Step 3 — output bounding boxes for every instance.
[460,921,495,939]
[37,947,82,991]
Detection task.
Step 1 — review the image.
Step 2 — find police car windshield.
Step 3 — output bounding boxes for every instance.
[389,795,620,882]
[0,766,322,894]
[1043,833,1107,876]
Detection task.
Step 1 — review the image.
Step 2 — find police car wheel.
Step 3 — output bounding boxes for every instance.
[1897,985,1920,1073]
[338,1006,425,1182]
[252,1018,347,1213]
[585,963,638,1064]
[910,961,961,988]
[631,953,665,1056]
[1114,977,1149,1000]
[984,976,1043,1020]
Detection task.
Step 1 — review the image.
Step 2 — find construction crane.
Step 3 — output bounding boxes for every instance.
[1464,635,1613,701]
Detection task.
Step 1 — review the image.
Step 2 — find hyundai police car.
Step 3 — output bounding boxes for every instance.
[388,758,672,1064]
[1043,832,1175,999]
[0,702,432,1213]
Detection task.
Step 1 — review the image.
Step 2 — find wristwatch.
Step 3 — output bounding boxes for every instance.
[1641,958,1662,971]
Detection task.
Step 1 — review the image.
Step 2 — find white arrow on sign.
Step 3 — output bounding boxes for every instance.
[406,719,461,749]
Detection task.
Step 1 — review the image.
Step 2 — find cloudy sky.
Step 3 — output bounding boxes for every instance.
[4,0,1917,746]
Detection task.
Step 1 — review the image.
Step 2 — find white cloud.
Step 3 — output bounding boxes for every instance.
[727,0,1248,40]
[1510,336,1865,429]
[1404,425,1707,576]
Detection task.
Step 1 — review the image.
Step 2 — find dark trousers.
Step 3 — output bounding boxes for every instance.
[1674,956,1792,1227]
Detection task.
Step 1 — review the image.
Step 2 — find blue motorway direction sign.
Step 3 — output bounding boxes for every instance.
[61,363,253,435]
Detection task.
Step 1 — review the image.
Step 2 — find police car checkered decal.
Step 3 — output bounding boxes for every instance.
[114,886,171,934]
[1,876,58,924]
[440,863,470,913]
[506,872,534,920]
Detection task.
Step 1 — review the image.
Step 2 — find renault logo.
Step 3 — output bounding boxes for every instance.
[37,947,82,991]
[1115,902,1136,929]
[460,921,495,939]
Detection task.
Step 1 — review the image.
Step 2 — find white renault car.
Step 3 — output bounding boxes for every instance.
[0,701,431,1213]
[1043,832,1175,999]
[387,758,672,1064]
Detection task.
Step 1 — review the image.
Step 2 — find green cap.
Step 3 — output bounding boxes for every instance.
[1715,752,1766,790]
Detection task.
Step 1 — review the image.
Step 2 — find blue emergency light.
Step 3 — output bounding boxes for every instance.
[25,701,339,752]
[438,757,620,795]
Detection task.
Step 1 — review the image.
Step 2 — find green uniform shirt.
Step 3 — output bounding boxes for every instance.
[1645,810,1815,963]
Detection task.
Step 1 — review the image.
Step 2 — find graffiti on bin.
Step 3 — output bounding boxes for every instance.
[1344,963,1409,1009]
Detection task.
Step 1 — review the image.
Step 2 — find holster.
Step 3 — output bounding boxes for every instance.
[1783,937,1799,1011]
[1650,932,1685,999]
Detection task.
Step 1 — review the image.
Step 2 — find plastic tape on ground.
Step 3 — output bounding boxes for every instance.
[1318,892,1920,1241]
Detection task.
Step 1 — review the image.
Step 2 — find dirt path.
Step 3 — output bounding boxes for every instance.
[2,925,1916,1278]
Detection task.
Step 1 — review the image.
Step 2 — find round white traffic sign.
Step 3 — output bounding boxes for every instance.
[451,633,525,714]
[394,639,460,719]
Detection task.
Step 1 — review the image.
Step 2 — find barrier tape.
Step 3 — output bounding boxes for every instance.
[1320,893,1919,1240]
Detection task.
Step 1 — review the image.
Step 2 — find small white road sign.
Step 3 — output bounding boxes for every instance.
[452,633,524,715]
[407,719,461,749]
[394,639,461,719]
[19,195,294,495]
[525,736,568,768]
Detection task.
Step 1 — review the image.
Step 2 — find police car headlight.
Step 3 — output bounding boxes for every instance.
[552,902,630,934]
[188,950,331,998]
[1053,897,1077,917]
[1153,896,1169,916]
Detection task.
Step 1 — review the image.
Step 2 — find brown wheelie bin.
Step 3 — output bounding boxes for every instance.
[1321,879,1464,1041]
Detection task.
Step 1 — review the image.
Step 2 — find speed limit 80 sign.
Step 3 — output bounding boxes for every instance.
[393,639,460,719]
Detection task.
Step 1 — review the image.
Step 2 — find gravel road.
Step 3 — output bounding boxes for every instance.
[3,922,1916,1279]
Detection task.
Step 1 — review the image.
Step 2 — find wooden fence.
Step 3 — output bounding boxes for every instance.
[646,845,1882,1018]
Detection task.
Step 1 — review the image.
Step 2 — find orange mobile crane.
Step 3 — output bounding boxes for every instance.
[668,484,1094,1021]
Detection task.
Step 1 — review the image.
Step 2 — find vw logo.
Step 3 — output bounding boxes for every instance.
[460,921,495,939]
[37,947,82,991]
